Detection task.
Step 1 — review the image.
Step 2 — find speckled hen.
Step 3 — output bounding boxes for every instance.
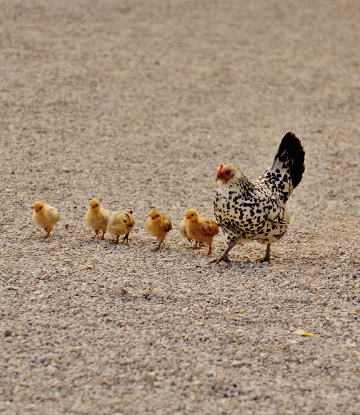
[212,132,305,264]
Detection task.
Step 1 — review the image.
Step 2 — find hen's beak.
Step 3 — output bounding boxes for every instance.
[215,175,223,181]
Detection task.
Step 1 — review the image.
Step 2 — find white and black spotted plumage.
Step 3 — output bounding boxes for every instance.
[213,132,305,264]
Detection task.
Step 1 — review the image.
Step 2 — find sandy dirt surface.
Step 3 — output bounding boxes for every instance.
[1,0,360,413]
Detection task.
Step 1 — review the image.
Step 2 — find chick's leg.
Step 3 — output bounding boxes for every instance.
[44,228,51,238]
[153,237,164,251]
[101,231,105,240]
[259,244,271,263]
[122,233,130,244]
[116,236,119,244]
[210,242,237,265]
[95,230,99,236]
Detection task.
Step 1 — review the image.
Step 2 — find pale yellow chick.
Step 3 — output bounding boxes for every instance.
[32,201,60,238]
[146,210,172,251]
[85,199,110,239]
[107,210,135,244]
[179,213,193,246]
[185,209,219,255]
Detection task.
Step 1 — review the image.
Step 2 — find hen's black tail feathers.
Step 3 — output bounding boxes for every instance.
[272,132,305,190]
[255,132,305,203]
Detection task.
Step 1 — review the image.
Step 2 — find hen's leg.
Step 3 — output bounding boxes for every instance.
[259,244,271,263]
[210,242,236,264]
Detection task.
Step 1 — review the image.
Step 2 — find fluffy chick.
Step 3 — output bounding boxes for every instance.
[85,199,110,239]
[185,209,219,255]
[107,210,135,244]
[146,210,172,251]
[179,213,193,246]
[32,201,60,238]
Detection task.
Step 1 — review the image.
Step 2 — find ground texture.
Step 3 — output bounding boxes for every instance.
[1,0,360,414]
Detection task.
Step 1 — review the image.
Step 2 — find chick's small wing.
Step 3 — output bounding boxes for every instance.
[200,219,219,236]
[161,215,172,232]
[48,207,60,223]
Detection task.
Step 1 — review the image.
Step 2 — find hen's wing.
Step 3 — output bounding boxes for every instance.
[264,197,290,225]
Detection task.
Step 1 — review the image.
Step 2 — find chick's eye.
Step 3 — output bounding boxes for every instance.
[95,204,98,207]
[39,206,42,210]
[191,214,194,216]
[123,220,126,223]
[156,214,159,217]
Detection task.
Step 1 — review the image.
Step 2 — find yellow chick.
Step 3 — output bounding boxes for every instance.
[179,213,193,246]
[146,210,172,251]
[185,209,219,255]
[84,199,110,239]
[107,210,135,244]
[32,201,60,238]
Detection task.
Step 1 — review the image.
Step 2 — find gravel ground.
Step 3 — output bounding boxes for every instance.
[1,0,360,414]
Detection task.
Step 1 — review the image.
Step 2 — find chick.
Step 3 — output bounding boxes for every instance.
[185,209,219,255]
[107,210,135,244]
[179,213,194,246]
[146,210,172,251]
[85,199,110,239]
[32,201,60,238]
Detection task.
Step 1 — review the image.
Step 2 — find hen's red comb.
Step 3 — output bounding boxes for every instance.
[218,164,224,174]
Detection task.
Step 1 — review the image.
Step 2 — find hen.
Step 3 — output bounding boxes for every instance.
[213,132,305,264]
